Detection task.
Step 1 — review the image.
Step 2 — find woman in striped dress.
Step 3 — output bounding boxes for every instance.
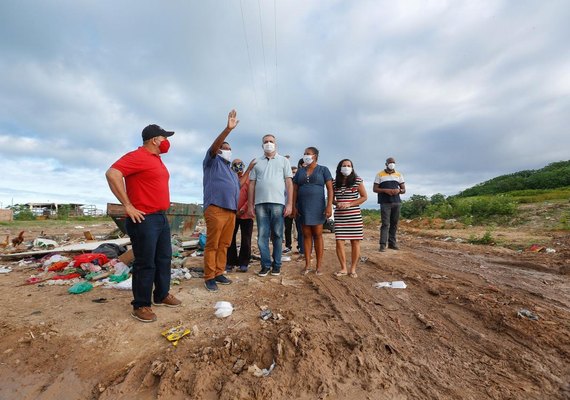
[332,159,368,278]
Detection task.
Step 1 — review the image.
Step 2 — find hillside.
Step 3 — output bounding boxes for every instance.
[456,160,570,197]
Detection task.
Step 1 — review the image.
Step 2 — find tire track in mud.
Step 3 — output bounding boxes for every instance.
[365,238,570,399]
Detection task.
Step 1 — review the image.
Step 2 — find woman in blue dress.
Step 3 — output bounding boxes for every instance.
[292,147,333,275]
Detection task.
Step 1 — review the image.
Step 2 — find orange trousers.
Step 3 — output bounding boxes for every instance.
[204,205,236,280]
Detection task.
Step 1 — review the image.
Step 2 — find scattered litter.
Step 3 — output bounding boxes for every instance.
[281,256,291,262]
[428,274,447,279]
[104,276,132,290]
[260,309,273,320]
[374,281,407,289]
[68,281,93,294]
[214,301,233,318]
[443,237,453,242]
[545,248,556,254]
[528,244,545,253]
[248,360,276,377]
[161,325,191,346]
[517,309,539,321]
[359,256,368,263]
[0,266,12,274]
[33,238,58,248]
[92,298,108,303]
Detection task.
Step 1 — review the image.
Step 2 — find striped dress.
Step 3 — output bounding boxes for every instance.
[333,177,364,240]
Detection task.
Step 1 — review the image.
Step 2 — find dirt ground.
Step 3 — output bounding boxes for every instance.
[0,220,569,400]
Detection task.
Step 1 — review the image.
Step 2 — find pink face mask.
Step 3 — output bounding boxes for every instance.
[158,138,170,154]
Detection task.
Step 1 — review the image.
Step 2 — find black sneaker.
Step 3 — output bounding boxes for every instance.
[379,244,386,252]
[258,267,270,277]
[271,267,281,276]
[282,247,291,254]
[215,275,232,285]
[388,244,400,250]
[204,279,219,292]
[239,265,249,273]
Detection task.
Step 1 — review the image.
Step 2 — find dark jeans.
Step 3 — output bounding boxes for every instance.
[125,213,172,309]
[295,216,304,253]
[284,216,294,249]
[227,218,254,266]
[380,203,401,246]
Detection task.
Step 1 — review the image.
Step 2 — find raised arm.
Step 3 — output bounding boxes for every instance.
[208,109,239,157]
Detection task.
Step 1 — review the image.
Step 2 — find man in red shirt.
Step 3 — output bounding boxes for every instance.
[106,124,182,322]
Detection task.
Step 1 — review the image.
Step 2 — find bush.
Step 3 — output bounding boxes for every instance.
[9,205,35,221]
[401,195,430,219]
[468,230,495,245]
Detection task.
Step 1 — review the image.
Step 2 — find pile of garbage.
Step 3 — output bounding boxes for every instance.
[10,240,195,294]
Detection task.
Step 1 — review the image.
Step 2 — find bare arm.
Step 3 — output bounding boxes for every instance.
[284,177,293,217]
[352,182,368,207]
[247,179,256,215]
[105,168,145,223]
[240,159,257,187]
[325,180,334,218]
[208,109,239,157]
[399,183,406,194]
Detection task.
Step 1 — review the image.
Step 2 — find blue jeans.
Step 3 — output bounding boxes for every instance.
[126,213,172,308]
[255,203,284,268]
[380,203,401,246]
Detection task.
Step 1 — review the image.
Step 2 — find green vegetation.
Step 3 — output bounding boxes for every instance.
[468,229,495,245]
[361,208,380,227]
[0,216,113,227]
[401,194,518,224]
[7,204,35,221]
[398,160,570,227]
[456,161,570,197]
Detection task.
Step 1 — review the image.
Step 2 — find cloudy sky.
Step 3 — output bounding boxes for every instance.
[1,0,568,211]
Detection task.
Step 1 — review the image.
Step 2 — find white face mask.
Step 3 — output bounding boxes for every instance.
[219,149,232,162]
[263,142,275,153]
[340,166,352,176]
[303,155,314,165]
[387,162,396,170]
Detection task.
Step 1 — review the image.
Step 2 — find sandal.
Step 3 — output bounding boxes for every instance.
[315,270,323,276]
[334,271,348,277]
[349,272,358,278]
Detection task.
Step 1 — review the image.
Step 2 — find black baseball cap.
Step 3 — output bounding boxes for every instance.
[142,124,175,141]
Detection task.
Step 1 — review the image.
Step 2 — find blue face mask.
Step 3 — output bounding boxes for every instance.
[232,162,245,173]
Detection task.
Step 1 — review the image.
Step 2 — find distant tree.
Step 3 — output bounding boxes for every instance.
[430,193,446,205]
[8,204,35,220]
[401,195,430,218]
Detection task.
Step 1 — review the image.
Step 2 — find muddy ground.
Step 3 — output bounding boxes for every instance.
[0,220,569,399]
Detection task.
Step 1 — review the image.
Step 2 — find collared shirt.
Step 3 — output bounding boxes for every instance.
[111,147,170,214]
[203,150,240,211]
[250,153,292,205]
[374,169,405,204]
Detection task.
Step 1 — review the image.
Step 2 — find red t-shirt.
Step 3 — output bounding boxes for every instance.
[111,147,170,214]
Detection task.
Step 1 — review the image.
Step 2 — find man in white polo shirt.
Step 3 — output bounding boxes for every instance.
[248,134,293,276]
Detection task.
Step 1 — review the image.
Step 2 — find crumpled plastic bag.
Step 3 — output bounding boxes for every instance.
[68,281,93,294]
[214,301,233,318]
[374,281,407,289]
